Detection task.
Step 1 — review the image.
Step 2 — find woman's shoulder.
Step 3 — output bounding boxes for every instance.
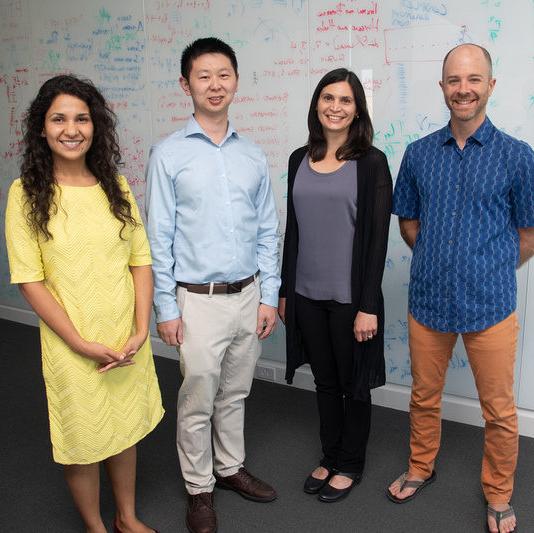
[289,145,308,163]
[9,177,23,190]
[359,145,388,164]
[7,178,25,201]
[116,175,134,197]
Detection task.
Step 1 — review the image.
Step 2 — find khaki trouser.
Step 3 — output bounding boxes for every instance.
[408,312,519,504]
[176,280,261,495]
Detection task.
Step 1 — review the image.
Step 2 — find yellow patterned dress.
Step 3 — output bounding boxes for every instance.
[5,176,164,464]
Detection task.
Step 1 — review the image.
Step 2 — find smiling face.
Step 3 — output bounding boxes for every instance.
[440,45,495,128]
[179,52,238,123]
[316,80,357,137]
[42,93,93,166]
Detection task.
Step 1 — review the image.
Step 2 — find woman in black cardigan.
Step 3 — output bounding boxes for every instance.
[279,68,392,503]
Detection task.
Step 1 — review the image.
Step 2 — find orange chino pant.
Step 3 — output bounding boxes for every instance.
[407,312,519,504]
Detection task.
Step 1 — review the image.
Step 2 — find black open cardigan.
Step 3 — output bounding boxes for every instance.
[279,145,393,399]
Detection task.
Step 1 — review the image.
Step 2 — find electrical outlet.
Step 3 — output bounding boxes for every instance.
[255,364,275,381]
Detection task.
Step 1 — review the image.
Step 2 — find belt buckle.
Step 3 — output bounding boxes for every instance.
[227,281,242,294]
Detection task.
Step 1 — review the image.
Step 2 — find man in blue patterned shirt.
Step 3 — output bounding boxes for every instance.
[387,44,534,533]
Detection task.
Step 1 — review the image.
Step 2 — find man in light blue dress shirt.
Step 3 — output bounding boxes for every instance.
[146,38,280,533]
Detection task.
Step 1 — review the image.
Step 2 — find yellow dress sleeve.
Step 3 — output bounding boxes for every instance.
[5,179,45,284]
[118,175,152,267]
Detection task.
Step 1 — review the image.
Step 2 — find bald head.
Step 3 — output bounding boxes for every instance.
[442,44,493,80]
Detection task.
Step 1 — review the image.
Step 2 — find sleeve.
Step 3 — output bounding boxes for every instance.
[5,179,45,284]
[279,150,300,297]
[510,141,534,229]
[145,146,180,323]
[360,151,393,315]
[119,176,152,267]
[254,151,281,308]
[392,144,420,220]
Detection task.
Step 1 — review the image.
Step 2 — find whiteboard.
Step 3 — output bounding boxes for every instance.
[1,0,533,407]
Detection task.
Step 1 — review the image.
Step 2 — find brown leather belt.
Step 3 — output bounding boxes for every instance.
[177,273,257,295]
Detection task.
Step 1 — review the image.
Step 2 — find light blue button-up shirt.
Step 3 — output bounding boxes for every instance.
[146,116,280,323]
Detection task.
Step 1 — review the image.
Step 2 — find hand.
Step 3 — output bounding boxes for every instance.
[98,331,147,373]
[353,311,378,342]
[278,297,286,324]
[76,340,126,366]
[256,304,277,340]
[157,318,183,346]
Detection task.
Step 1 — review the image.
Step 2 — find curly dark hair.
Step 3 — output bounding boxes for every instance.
[20,74,136,239]
[308,68,374,162]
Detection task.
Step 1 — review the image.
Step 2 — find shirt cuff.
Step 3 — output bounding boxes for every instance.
[155,301,181,323]
[260,289,279,308]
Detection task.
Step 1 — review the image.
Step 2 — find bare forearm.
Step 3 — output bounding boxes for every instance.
[130,265,153,337]
[518,227,534,267]
[399,218,420,250]
[19,281,85,352]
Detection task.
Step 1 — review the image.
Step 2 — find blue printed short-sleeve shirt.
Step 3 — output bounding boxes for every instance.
[393,117,534,333]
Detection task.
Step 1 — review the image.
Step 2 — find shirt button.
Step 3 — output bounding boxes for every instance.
[449,239,453,244]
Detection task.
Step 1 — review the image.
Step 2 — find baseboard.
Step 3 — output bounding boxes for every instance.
[247,359,534,438]
[2,304,533,437]
[0,304,39,327]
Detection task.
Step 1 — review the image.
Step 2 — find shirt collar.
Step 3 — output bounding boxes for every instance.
[441,116,494,146]
[184,114,239,145]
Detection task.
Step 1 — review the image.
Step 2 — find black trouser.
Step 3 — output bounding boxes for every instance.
[295,293,371,474]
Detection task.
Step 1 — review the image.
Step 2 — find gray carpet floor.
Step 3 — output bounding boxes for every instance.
[1,318,533,532]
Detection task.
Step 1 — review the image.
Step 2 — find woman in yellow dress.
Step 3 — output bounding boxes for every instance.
[5,75,164,533]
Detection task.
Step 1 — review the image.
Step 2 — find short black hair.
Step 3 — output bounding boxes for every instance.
[181,37,238,81]
[442,43,493,79]
[308,68,373,161]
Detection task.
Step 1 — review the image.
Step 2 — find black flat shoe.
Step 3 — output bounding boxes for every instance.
[303,468,333,494]
[318,471,362,503]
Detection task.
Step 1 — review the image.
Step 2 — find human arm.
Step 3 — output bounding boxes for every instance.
[5,180,125,367]
[278,149,305,325]
[254,152,281,337]
[99,264,154,372]
[20,281,126,365]
[145,147,182,343]
[393,144,421,252]
[511,143,534,268]
[358,150,393,318]
[399,218,420,250]
[518,227,534,267]
[278,297,286,324]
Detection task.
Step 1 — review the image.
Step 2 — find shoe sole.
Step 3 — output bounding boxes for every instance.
[215,480,277,503]
[186,517,217,533]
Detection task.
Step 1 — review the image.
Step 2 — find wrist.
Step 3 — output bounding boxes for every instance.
[70,336,88,354]
[134,328,149,341]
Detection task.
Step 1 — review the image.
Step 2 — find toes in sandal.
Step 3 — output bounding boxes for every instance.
[487,504,517,533]
[386,470,436,504]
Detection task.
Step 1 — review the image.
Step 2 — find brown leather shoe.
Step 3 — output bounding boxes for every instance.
[186,492,217,533]
[215,467,277,502]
